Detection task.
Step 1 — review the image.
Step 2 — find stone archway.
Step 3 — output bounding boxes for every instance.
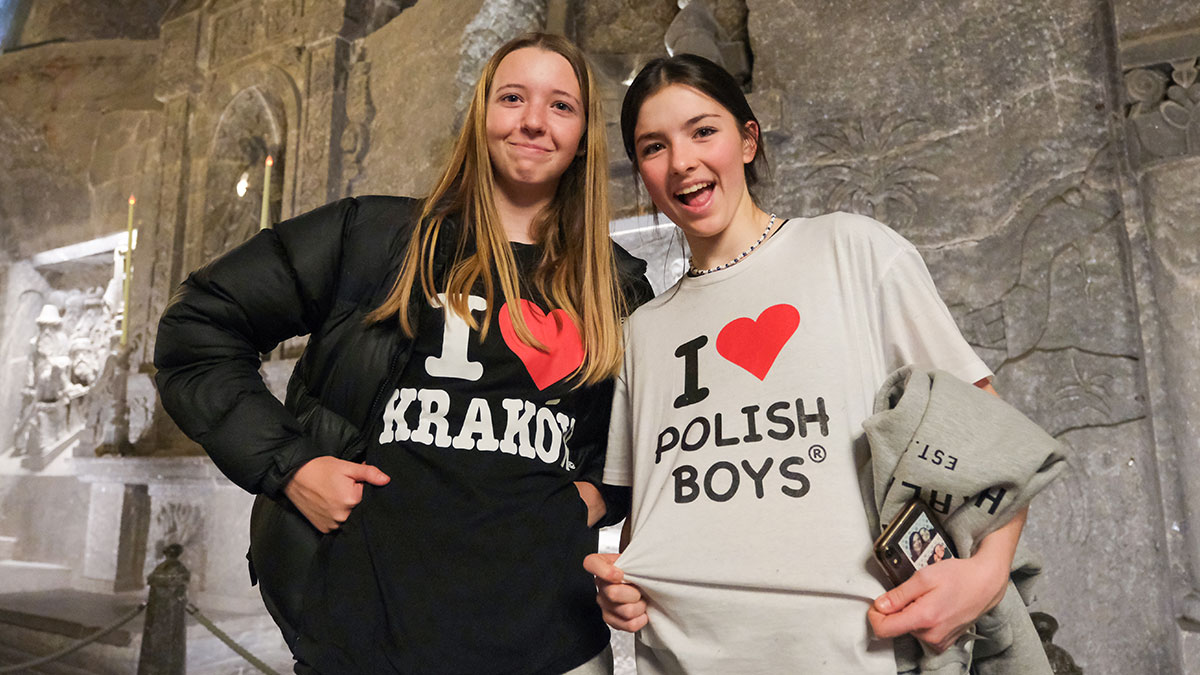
[199,86,287,263]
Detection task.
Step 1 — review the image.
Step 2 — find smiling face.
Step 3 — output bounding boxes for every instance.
[485,47,585,206]
[633,83,758,243]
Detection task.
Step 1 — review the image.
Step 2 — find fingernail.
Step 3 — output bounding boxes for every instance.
[876,595,892,611]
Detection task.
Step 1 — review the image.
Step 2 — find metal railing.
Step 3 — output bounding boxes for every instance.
[0,544,281,675]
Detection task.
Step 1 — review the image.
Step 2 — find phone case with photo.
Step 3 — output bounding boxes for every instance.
[872,499,958,586]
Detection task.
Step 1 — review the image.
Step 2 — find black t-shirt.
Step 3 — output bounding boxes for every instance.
[296,243,611,674]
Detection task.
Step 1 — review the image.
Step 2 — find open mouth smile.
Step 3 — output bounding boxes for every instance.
[674,182,715,208]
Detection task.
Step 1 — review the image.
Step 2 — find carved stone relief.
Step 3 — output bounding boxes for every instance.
[263,0,302,41]
[145,498,207,590]
[342,51,375,197]
[805,116,940,230]
[144,97,191,363]
[211,4,259,68]
[9,284,119,470]
[1125,56,1200,166]
[947,148,1144,434]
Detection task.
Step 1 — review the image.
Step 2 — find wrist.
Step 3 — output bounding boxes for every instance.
[967,547,1011,607]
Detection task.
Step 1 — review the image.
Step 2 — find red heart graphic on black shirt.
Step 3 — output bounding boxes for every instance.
[499,299,585,390]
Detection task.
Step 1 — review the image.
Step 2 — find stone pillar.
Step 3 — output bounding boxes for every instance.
[1141,156,1200,606]
[143,95,192,361]
[143,8,201,452]
[1106,1,1200,670]
[1109,3,1200,669]
[79,480,150,593]
[295,37,350,213]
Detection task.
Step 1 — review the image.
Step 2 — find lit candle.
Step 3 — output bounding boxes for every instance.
[260,155,273,229]
[121,194,135,347]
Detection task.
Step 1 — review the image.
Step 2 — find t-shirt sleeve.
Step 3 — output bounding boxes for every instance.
[876,246,992,385]
[602,352,634,487]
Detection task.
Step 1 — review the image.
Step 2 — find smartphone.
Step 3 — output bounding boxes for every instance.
[873,499,957,586]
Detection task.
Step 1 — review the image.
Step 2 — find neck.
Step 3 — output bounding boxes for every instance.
[684,192,770,271]
[493,180,556,244]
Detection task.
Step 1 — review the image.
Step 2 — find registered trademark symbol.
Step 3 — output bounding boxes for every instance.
[809,445,827,463]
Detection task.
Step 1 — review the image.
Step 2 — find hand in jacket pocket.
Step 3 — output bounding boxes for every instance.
[283,456,390,533]
[573,481,608,527]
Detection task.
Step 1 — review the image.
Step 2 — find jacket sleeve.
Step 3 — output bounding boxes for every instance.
[154,198,358,499]
[613,243,656,313]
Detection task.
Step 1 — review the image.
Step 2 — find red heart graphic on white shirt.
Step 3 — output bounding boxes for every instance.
[716,304,800,380]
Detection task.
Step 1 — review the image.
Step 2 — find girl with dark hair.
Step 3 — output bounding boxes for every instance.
[155,33,652,674]
[585,53,1027,673]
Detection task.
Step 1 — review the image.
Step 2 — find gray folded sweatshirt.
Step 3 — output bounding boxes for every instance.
[863,367,1067,675]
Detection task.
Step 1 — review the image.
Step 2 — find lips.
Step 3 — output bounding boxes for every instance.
[511,141,552,154]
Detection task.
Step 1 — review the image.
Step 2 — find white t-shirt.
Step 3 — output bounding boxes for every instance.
[604,212,992,674]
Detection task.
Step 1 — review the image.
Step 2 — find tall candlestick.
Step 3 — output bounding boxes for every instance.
[260,155,273,229]
[121,195,135,347]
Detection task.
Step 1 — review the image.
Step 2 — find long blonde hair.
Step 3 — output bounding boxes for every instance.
[367,33,625,385]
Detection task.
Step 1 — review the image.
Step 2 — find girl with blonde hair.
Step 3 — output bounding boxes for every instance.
[156,33,651,674]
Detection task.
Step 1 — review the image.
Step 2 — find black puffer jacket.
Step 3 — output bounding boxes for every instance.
[154,195,653,646]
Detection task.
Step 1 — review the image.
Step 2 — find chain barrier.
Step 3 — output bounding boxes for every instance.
[0,602,146,674]
[185,604,281,675]
[1,543,281,675]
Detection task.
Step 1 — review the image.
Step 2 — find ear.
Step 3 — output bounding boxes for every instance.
[741,120,760,164]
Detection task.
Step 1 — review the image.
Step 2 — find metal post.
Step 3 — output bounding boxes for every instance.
[138,544,189,675]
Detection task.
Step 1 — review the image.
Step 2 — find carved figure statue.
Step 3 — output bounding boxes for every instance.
[31,304,70,402]
[11,291,118,465]
[12,304,71,460]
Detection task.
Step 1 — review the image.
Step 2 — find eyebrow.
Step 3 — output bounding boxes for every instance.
[635,113,721,145]
[495,83,582,107]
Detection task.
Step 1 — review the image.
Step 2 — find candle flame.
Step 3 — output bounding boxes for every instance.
[266,155,274,167]
[129,195,136,205]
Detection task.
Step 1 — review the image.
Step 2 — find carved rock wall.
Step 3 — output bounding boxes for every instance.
[747,0,1170,671]
[349,0,548,197]
[0,40,160,258]
[575,0,746,55]
[0,1,1195,668]
[14,0,168,45]
[1112,2,1199,38]
[1111,2,1200,670]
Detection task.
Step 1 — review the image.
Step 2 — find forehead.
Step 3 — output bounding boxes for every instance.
[492,47,580,95]
[634,83,732,135]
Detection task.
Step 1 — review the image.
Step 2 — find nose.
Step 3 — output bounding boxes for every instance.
[670,143,697,175]
[521,105,546,135]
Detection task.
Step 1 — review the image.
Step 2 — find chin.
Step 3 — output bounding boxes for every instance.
[668,212,717,236]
